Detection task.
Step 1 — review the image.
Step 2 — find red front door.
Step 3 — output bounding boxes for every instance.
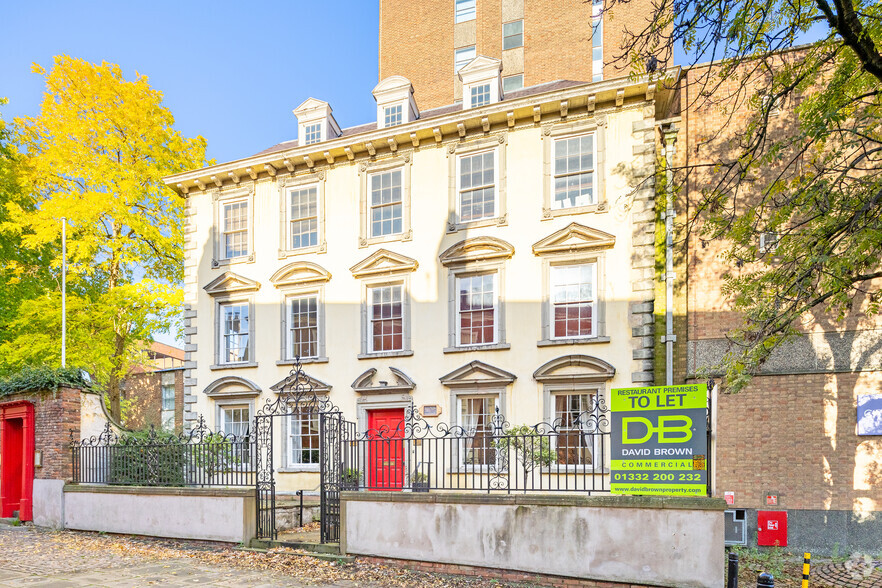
[367,408,405,490]
[0,402,35,521]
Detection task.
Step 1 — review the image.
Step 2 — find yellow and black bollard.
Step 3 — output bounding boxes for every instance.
[802,552,812,587]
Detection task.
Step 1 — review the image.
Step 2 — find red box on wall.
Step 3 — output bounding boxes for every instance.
[757,510,788,546]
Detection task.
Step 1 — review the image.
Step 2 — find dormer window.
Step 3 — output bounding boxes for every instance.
[384,105,403,127]
[293,98,341,148]
[458,55,503,110]
[470,84,491,108]
[303,123,322,145]
[373,76,419,129]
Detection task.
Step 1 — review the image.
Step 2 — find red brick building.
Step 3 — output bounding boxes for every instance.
[120,342,185,432]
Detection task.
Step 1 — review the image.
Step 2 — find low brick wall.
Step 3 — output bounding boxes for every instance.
[341,492,726,588]
[63,485,255,543]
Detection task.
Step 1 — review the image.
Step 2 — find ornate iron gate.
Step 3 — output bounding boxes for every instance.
[254,359,354,543]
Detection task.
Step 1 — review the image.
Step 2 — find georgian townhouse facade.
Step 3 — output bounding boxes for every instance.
[164,59,677,492]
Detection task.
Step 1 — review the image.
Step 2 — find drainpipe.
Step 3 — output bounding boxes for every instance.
[662,124,678,386]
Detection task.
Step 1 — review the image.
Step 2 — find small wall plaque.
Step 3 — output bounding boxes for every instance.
[420,404,442,418]
[34,450,43,468]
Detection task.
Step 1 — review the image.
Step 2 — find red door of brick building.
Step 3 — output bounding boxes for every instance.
[367,408,405,490]
[0,401,35,521]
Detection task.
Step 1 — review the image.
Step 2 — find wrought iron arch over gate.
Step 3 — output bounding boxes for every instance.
[253,359,355,543]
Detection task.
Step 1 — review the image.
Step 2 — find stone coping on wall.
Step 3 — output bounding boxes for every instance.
[340,491,727,511]
[63,484,252,498]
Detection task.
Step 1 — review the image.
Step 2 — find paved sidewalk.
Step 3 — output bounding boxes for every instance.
[0,525,513,588]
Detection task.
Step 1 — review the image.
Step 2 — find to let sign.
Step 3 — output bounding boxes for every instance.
[610,384,708,496]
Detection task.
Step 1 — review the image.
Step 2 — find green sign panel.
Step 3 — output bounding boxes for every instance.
[610,384,708,496]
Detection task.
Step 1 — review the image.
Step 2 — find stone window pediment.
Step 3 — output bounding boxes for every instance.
[270,261,332,289]
[350,249,419,279]
[351,367,415,394]
[532,223,616,256]
[533,355,616,384]
[203,271,261,296]
[440,360,516,388]
[439,236,515,267]
[204,376,261,398]
[270,372,331,394]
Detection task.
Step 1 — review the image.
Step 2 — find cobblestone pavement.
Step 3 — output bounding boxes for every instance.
[0,525,516,588]
[816,558,882,588]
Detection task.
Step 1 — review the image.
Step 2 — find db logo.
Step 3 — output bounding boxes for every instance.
[622,416,694,444]
[767,521,778,531]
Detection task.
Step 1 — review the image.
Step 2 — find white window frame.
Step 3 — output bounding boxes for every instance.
[212,297,257,369]
[456,148,498,223]
[384,104,403,128]
[447,135,508,232]
[211,185,255,268]
[544,384,606,472]
[359,276,412,359]
[160,371,175,431]
[456,392,501,470]
[455,45,476,73]
[303,122,322,145]
[455,0,476,23]
[368,169,404,239]
[284,409,321,470]
[285,292,321,361]
[542,119,607,219]
[552,134,597,211]
[549,262,598,341]
[538,252,608,347]
[358,155,413,248]
[278,174,326,259]
[221,201,249,260]
[367,283,406,354]
[288,186,319,251]
[455,272,499,348]
[215,399,254,471]
[470,84,491,108]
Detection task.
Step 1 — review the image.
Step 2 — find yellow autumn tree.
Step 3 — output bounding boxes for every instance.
[2,56,207,419]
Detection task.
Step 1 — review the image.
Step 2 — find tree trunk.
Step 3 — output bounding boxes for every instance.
[107,330,126,421]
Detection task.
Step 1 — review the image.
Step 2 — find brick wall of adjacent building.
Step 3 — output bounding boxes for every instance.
[712,372,882,511]
[0,388,81,482]
[121,369,184,432]
[379,0,656,111]
[675,50,882,553]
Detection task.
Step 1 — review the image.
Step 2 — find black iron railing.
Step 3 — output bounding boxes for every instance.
[339,401,611,494]
[71,417,254,487]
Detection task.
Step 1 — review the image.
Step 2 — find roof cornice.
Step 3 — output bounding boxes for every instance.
[164,68,680,194]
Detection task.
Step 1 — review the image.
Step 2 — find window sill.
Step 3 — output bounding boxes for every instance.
[209,361,259,371]
[277,466,320,473]
[359,230,413,248]
[278,244,327,259]
[211,254,255,268]
[443,343,511,354]
[542,202,607,219]
[357,350,414,360]
[276,357,329,366]
[537,337,610,347]
[447,215,507,233]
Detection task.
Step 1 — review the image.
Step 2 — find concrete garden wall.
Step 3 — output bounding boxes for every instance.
[341,492,726,588]
[63,485,255,543]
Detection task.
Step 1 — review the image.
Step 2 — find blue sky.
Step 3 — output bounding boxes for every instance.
[1,1,381,347]
[1,1,381,165]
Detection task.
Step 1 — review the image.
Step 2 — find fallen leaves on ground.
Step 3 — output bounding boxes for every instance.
[27,527,531,587]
